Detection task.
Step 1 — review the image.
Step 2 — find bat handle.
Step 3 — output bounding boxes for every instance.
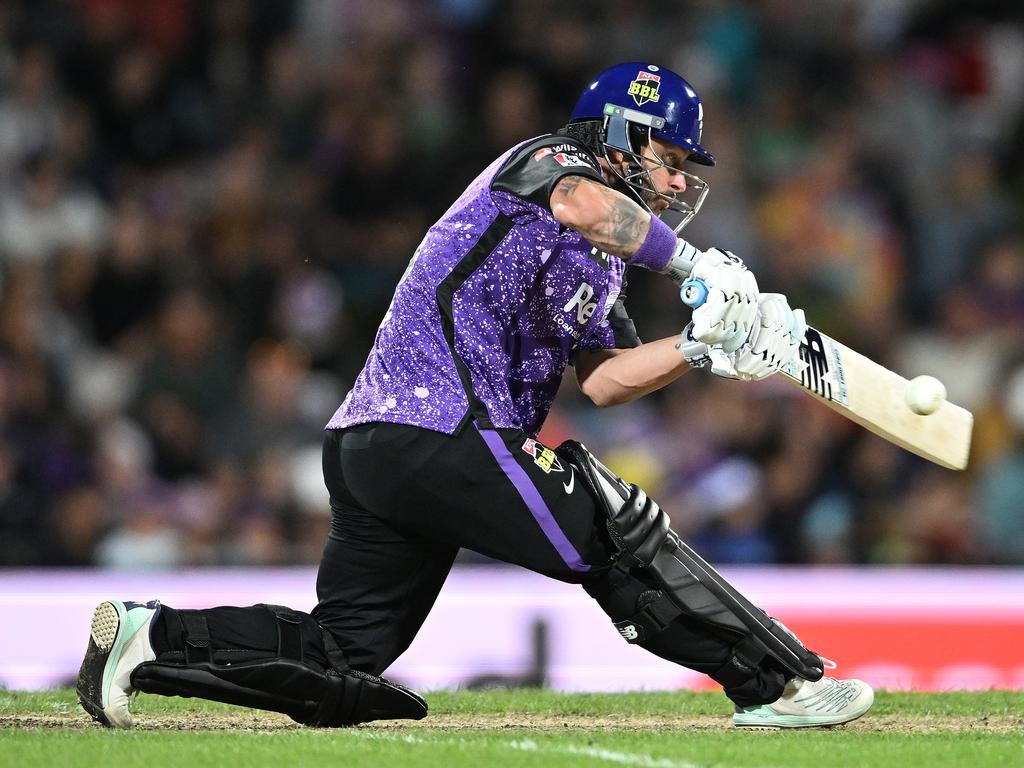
[680,278,708,308]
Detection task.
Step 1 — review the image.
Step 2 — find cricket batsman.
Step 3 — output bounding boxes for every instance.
[77,62,874,729]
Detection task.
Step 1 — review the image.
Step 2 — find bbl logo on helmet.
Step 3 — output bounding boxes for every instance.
[628,71,661,106]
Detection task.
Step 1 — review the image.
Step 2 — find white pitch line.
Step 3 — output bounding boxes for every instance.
[508,738,706,768]
[350,730,709,768]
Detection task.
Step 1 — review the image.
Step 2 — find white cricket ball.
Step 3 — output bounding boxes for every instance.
[905,375,947,415]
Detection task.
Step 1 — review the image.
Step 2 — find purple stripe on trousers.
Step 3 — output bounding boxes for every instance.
[475,426,591,573]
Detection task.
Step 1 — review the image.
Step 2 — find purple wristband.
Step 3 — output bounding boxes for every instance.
[627,214,677,272]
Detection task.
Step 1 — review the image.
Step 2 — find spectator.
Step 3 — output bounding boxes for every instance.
[0,0,1021,567]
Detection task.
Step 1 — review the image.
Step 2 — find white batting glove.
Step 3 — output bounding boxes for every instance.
[728,294,807,380]
[680,293,806,382]
[687,248,759,352]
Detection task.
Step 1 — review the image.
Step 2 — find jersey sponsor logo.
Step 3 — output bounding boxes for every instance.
[552,151,592,168]
[533,147,555,161]
[564,282,598,324]
[618,624,639,641]
[628,71,661,106]
[554,314,582,341]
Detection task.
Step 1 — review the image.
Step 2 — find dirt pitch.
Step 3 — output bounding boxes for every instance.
[3,709,1021,734]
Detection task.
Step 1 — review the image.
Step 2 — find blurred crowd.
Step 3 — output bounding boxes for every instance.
[1,0,1023,569]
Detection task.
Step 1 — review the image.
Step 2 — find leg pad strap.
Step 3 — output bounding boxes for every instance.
[134,604,427,726]
[558,439,824,682]
[612,588,680,644]
[132,658,426,726]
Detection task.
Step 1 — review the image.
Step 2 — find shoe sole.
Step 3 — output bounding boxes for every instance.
[76,601,126,727]
[733,707,871,729]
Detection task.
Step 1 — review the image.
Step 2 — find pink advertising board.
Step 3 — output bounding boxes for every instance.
[1,566,1022,692]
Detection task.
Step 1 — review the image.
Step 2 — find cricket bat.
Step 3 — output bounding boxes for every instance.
[680,279,974,470]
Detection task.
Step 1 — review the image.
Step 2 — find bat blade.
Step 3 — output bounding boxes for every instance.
[779,327,973,470]
[679,277,973,468]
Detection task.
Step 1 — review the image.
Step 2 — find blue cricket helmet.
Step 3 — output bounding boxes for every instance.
[570,62,715,166]
[565,62,714,232]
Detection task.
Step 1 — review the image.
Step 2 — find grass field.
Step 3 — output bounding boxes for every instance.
[2,688,1023,768]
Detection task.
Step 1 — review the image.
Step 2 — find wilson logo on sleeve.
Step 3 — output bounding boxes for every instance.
[552,152,592,168]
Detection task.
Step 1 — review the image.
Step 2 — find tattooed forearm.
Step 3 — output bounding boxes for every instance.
[550,176,650,258]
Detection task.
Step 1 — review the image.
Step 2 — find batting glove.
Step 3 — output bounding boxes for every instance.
[680,293,806,382]
[687,248,759,352]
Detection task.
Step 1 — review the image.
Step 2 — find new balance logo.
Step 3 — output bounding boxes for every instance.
[564,282,598,324]
[618,624,639,641]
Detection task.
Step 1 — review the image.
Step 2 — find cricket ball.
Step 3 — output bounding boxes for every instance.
[905,375,947,416]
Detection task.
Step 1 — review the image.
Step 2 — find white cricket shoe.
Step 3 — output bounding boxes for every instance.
[77,600,160,728]
[733,676,874,729]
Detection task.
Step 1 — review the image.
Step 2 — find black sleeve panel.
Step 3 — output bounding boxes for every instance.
[490,135,607,211]
[607,296,641,349]
[608,271,641,349]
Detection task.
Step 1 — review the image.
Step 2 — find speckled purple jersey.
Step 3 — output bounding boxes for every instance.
[327,135,642,437]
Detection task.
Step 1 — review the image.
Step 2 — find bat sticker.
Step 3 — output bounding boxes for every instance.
[785,328,849,406]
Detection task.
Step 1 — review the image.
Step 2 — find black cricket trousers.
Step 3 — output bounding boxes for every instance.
[152,422,787,708]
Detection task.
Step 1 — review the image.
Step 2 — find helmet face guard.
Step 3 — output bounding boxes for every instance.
[569,63,715,233]
[600,104,709,234]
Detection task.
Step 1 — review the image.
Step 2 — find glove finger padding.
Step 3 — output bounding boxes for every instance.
[690,288,727,342]
[730,293,804,381]
[718,270,759,353]
[689,251,759,346]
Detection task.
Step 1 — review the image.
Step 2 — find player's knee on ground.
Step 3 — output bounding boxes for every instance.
[132,604,426,726]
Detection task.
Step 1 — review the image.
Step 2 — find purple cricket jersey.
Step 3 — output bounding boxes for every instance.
[327,135,642,437]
